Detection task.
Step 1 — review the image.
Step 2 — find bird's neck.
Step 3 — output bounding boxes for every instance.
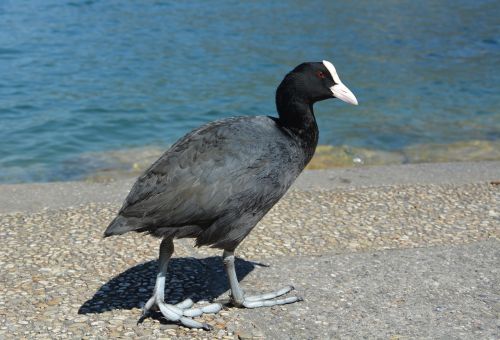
[276,89,319,165]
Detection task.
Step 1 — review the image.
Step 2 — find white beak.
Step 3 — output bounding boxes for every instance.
[330,83,358,105]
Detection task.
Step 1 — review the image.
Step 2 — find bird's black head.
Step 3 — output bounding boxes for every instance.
[278,60,358,106]
[275,60,358,133]
[274,60,358,160]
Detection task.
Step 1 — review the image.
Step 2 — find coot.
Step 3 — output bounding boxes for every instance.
[105,60,358,329]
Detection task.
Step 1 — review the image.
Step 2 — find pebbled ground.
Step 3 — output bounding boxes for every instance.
[0,165,499,339]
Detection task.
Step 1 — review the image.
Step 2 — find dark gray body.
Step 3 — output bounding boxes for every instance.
[103,61,355,329]
[105,115,316,250]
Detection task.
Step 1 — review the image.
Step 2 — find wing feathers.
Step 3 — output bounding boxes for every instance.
[106,116,291,238]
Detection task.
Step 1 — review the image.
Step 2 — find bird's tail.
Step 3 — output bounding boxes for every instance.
[104,215,139,237]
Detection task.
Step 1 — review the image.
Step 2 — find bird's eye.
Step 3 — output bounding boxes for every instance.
[316,71,326,79]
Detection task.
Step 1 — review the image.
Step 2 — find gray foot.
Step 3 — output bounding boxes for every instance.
[141,297,222,330]
[235,285,303,308]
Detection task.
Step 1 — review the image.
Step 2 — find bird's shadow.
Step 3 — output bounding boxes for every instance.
[78,256,263,315]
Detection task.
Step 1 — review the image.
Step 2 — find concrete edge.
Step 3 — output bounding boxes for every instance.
[0,161,498,214]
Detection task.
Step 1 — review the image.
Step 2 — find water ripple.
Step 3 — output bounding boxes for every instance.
[0,0,498,183]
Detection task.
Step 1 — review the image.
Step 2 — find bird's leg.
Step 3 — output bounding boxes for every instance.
[140,238,222,330]
[222,250,302,308]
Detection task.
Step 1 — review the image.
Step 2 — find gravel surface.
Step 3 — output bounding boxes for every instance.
[0,166,499,339]
[1,161,499,214]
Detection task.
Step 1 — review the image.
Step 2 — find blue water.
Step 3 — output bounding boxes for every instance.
[1,1,499,183]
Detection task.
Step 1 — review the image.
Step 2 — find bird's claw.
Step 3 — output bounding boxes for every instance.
[233,285,303,308]
[140,297,222,329]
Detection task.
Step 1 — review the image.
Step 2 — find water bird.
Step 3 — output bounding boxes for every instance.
[104,60,358,329]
